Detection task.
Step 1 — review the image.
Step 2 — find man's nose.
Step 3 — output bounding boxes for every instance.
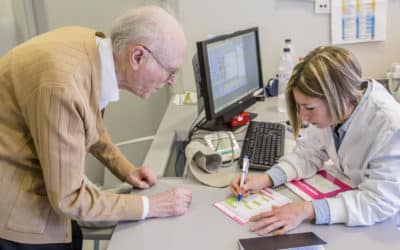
[167,76,177,86]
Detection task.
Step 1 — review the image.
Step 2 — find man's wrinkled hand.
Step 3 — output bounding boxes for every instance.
[125,166,157,189]
[147,187,192,218]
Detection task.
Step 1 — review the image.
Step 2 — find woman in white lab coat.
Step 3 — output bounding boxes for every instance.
[231,46,400,235]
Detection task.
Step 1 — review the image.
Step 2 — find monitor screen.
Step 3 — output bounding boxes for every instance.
[194,27,263,130]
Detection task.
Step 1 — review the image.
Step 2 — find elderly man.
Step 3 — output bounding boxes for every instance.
[0,5,191,249]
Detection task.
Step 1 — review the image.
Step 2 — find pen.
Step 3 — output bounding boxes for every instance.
[238,155,250,202]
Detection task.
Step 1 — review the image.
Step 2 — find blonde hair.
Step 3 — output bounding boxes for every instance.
[286,46,363,138]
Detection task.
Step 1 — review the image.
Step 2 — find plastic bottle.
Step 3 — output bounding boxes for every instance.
[395,211,400,230]
[284,38,296,61]
[277,47,295,112]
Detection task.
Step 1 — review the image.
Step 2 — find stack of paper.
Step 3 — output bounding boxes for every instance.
[285,170,353,201]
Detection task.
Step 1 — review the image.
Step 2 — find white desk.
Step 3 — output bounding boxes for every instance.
[107,97,400,250]
[107,178,400,250]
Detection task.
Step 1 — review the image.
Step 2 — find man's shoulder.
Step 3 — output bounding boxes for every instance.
[49,26,98,36]
[53,26,106,39]
[39,26,100,43]
[11,26,99,97]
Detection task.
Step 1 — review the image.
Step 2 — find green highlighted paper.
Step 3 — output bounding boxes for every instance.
[214,188,292,225]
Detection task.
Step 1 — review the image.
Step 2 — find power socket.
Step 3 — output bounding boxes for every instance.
[315,0,331,14]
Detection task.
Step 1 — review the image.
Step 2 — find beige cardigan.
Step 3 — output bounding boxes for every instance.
[0,26,143,244]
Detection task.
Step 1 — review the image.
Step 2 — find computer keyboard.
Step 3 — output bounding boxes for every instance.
[239,121,285,170]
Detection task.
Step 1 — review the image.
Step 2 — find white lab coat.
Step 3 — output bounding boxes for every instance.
[279,80,400,226]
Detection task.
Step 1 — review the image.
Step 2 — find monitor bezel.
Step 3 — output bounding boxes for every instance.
[195,27,264,125]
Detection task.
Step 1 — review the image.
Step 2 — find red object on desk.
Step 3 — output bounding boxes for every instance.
[227,112,249,128]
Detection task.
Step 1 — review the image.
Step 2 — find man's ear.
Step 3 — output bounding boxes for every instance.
[129,46,145,70]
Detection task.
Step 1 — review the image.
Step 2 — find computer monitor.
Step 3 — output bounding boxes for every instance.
[193,27,264,130]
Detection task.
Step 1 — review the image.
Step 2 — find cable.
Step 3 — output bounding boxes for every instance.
[174,113,206,176]
[174,126,200,176]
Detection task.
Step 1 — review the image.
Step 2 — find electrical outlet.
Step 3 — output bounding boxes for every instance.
[315,0,331,14]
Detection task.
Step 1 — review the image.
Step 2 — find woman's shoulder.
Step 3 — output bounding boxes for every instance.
[363,81,400,128]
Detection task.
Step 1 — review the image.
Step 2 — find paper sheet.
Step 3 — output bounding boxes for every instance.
[285,170,353,201]
[173,91,197,105]
[214,188,291,225]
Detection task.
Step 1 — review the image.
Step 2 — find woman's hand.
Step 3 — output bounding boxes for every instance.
[230,174,273,198]
[249,201,315,235]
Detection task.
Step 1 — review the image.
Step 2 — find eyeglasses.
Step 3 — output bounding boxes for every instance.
[141,46,179,82]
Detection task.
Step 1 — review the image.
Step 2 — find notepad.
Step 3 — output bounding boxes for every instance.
[214,188,291,225]
[285,170,353,201]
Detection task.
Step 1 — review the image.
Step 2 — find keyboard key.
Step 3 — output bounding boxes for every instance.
[240,121,285,170]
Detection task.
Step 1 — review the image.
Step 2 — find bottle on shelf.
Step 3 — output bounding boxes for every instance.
[284,38,296,62]
[277,47,295,113]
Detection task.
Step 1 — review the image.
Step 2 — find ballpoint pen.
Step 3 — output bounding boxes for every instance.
[238,155,250,202]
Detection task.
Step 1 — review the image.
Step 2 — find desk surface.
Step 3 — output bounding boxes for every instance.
[107,178,400,250]
[108,97,400,250]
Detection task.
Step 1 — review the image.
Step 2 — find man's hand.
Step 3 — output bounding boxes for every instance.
[147,187,192,218]
[125,166,157,189]
[249,201,315,235]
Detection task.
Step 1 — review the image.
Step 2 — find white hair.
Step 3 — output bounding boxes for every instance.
[110,5,178,66]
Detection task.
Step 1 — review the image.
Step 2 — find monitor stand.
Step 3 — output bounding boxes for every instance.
[198,112,258,131]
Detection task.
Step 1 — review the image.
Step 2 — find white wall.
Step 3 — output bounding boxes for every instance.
[178,0,400,92]
[0,0,18,56]
[0,0,43,56]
